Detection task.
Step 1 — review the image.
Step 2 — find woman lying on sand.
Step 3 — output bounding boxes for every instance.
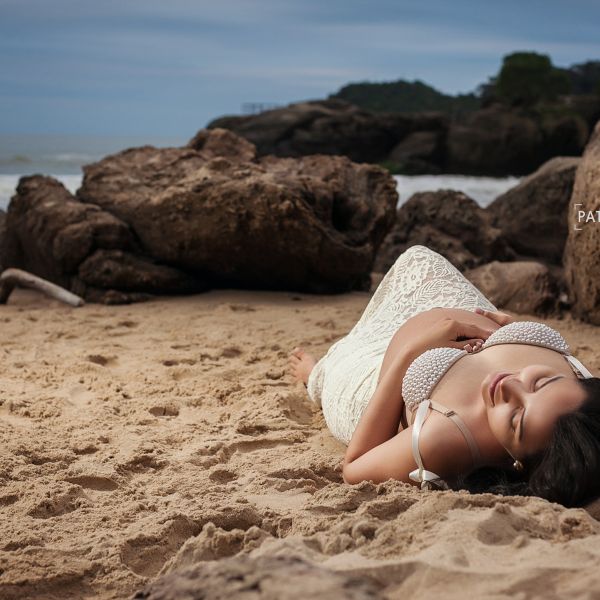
[287,245,600,508]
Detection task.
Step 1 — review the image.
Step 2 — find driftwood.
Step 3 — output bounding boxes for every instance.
[0,268,84,307]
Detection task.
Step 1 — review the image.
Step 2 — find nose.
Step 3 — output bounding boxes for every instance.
[498,372,523,404]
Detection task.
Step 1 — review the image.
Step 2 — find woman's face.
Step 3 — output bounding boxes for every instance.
[481,364,587,460]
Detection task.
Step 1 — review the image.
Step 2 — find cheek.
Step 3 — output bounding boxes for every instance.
[486,407,510,442]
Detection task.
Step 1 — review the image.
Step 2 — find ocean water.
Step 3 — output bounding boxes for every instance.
[0,134,521,211]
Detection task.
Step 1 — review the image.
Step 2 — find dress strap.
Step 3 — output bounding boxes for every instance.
[564,354,594,379]
[429,400,482,468]
[408,400,448,489]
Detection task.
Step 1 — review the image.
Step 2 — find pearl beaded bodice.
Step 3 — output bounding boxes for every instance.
[401,320,579,413]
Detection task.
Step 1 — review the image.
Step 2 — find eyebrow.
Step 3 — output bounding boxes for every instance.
[519,375,565,441]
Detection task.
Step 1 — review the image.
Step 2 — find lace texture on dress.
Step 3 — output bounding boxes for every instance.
[306,244,498,445]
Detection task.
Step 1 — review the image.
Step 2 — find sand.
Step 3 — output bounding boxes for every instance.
[1,285,600,599]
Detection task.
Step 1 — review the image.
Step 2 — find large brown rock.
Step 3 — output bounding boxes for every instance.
[77,128,399,294]
[446,103,588,176]
[204,98,448,169]
[3,175,200,303]
[373,189,515,274]
[563,120,600,324]
[387,129,445,174]
[464,260,561,316]
[486,156,580,264]
[0,209,5,271]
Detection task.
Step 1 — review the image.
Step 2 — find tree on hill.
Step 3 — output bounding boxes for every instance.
[567,60,600,95]
[494,51,572,106]
[328,79,480,117]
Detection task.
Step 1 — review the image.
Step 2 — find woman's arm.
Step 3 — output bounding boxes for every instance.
[343,347,415,466]
[343,313,494,469]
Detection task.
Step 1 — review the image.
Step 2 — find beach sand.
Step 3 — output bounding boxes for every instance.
[1,285,600,599]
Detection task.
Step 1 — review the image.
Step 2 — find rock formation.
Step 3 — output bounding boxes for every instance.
[2,175,200,304]
[206,99,589,177]
[563,120,600,324]
[464,260,562,316]
[205,98,448,173]
[2,128,398,303]
[487,156,580,264]
[373,189,515,274]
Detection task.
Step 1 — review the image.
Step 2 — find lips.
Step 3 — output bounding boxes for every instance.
[488,372,510,406]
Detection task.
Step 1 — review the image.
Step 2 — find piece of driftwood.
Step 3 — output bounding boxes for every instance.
[0,268,84,307]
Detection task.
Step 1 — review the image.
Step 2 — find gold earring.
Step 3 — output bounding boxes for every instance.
[507,449,524,472]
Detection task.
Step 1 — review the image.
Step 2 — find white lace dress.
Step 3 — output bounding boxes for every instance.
[306,244,498,445]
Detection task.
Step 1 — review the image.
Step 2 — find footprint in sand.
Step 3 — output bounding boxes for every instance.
[117,320,138,328]
[162,358,197,367]
[65,384,95,410]
[64,475,119,492]
[149,404,180,417]
[208,468,238,483]
[226,303,256,312]
[119,516,200,577]
[27,483,90,519]
[86,354,117,367]
[0,493,19,508]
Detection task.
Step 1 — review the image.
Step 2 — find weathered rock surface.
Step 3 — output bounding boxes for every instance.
[464,260,562,316]
[77,130,399,294]
[0,209,6,271]
[487,156,580,264]
[373,189,515,274]
[3,175,202,303]
[2,128,398,302]
[563,120,600,324]
[387,129,445,174]
[132,552,384,600]
[207,99,590,176]
[446,104,543,176]
[205,98,448,170]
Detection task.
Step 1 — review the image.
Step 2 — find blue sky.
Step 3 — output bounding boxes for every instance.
[1,0,599,137]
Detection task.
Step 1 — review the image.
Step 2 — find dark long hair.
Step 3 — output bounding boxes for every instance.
[449,377,600,508]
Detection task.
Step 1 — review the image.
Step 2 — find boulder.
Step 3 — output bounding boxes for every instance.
[464,260,561,316]
[446,103,543,176]
[486,156,580,264]
[77,128,399,294]
[387,130,445,174]
[132,553,383,600]
[373,189,515,274]
[563,120,600,324]
[3,175,200,303]
[0,209,5,271]
[204,98,448,169]
[186,126,257,162]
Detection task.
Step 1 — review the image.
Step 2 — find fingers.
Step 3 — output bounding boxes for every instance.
[448,338,484,352]
[464,338,484,352]
[473,307,514,326]
[459,322,495,341]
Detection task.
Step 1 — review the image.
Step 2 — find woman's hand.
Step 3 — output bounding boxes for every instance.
[411,317,495,359]
[473,307,515,326]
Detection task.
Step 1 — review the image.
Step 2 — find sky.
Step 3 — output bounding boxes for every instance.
[1,0,599,138]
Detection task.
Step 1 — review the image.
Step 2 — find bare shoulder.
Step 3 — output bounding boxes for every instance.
[416,409,475,482]
[342,406,473,486]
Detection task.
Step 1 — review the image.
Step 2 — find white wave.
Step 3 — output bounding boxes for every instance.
[394,174,520,208]
[42,153,98,163]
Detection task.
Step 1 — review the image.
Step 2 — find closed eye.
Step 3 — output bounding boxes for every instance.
[535,375,564,391]
[516,375,565,440]
[511,409,520,432]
